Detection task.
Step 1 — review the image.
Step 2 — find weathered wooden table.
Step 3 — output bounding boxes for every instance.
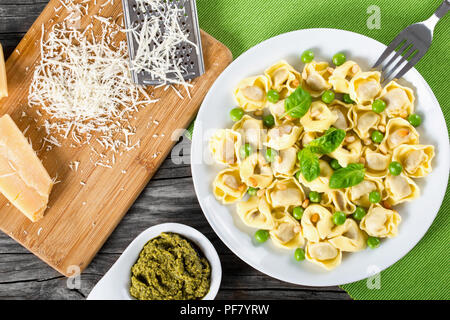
[0,0,350,300]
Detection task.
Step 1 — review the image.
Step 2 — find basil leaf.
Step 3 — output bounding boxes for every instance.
[329,163,365,189]
[299,148,320,182]
[284,87,312,118]
[308,127,346,154]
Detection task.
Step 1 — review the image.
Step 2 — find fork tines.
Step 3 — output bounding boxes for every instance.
[373,24,431,84]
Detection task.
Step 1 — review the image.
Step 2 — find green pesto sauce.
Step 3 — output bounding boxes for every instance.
[129,232,211,300]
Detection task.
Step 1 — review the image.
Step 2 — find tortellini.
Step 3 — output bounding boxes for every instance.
[305,241,342,270]
[379,118,419,153]
[232,115,265,150]
[265,121,302,150]
[349,71,382,107]
[234,75,270,111]
[346,177,385,208]
[328,219,367,252]
[270,210,305,249]
[264,61,302,98]
[213,168,247,204]
[268,99,286,125]
[364,147,392,178]
[392,144,435,178]
[352,108,386,140]
[323,190,356,214]
[329,60,361,94]
[301,204,334,242]
[209,55,434,272]
[329,134,362,168]
[384,174,420,205]
[271,146,298,177]
[360,204,401,238]
[236,196,274,230]
[379,80,414,118]
[300,101,338,132]
[328,100,354,131]
[265,178,305,210]
[302,61,333,97]
[209,129,241,166]
[239,153,274,188]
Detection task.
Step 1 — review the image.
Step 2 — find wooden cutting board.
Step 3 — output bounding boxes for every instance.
[0,0,231,276]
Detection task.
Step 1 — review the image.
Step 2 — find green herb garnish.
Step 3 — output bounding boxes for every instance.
[329,163,365,189]
[283,87,312,119]
[296,128,345,183]
[298,148,320,182]
[307,127,346,154]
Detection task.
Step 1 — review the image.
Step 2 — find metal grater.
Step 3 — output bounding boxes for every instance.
[121,0,205,86]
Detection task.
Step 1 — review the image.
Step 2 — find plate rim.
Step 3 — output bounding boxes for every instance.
[191,27,450,287]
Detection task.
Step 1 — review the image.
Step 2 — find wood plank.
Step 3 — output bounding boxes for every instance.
[0,0,232,276]
[0,252,350,300]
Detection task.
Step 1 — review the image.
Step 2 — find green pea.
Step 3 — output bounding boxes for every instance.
[408,113,422,127]
[367,236,380,249]
[293,207,304,220]
[267,90,280,103]
[371,130,384,144]
[342,93,355,104]
[369,190,381,204]
[372,99,386,113]
[333,211,346,225]
[230,107,244,122]
[389,161,403,176]
[255,229,270,243]
[265,148,277,162]
[263,114,275,128]
[294,248,306,261]
[295,171,301,181]
[301,50,314,63]
[330,158,342,170]
[240,143,253,159]
[247,187,258,196]
[353,207,366,220]
[321,90,335,104]
[309,191,321,203]
[332,52,346,66]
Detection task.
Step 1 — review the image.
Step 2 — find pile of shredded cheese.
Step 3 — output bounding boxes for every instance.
[28,0,158,160]
[126,0,199,97]
[28,0,197,171]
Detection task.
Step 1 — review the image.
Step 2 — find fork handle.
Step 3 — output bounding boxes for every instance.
[435,0,450,19]
[424,0,449,30]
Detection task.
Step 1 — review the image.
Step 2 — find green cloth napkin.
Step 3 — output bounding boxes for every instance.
[194,0,450,299]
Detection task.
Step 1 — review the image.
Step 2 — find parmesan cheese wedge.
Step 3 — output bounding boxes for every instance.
[0,115,52,222]
[0,44,7,99]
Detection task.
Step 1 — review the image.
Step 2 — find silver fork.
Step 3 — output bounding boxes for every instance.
[373,0,449,84]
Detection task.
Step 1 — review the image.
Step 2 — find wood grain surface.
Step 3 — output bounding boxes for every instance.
[0,0,232,276]
[0,0,351,300]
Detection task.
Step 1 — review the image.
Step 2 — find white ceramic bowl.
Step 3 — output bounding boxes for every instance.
[191,28,450,286]
[87,223,222,300]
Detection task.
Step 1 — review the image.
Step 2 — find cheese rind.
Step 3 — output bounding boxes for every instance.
[0,44,7,99]
[0,115,52,222]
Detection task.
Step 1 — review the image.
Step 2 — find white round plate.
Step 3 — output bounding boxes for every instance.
[87,223,222,300]
[191,28,449,286]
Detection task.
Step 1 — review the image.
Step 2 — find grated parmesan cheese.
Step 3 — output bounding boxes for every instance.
[27,0,195,172]
[28,0,158,166]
